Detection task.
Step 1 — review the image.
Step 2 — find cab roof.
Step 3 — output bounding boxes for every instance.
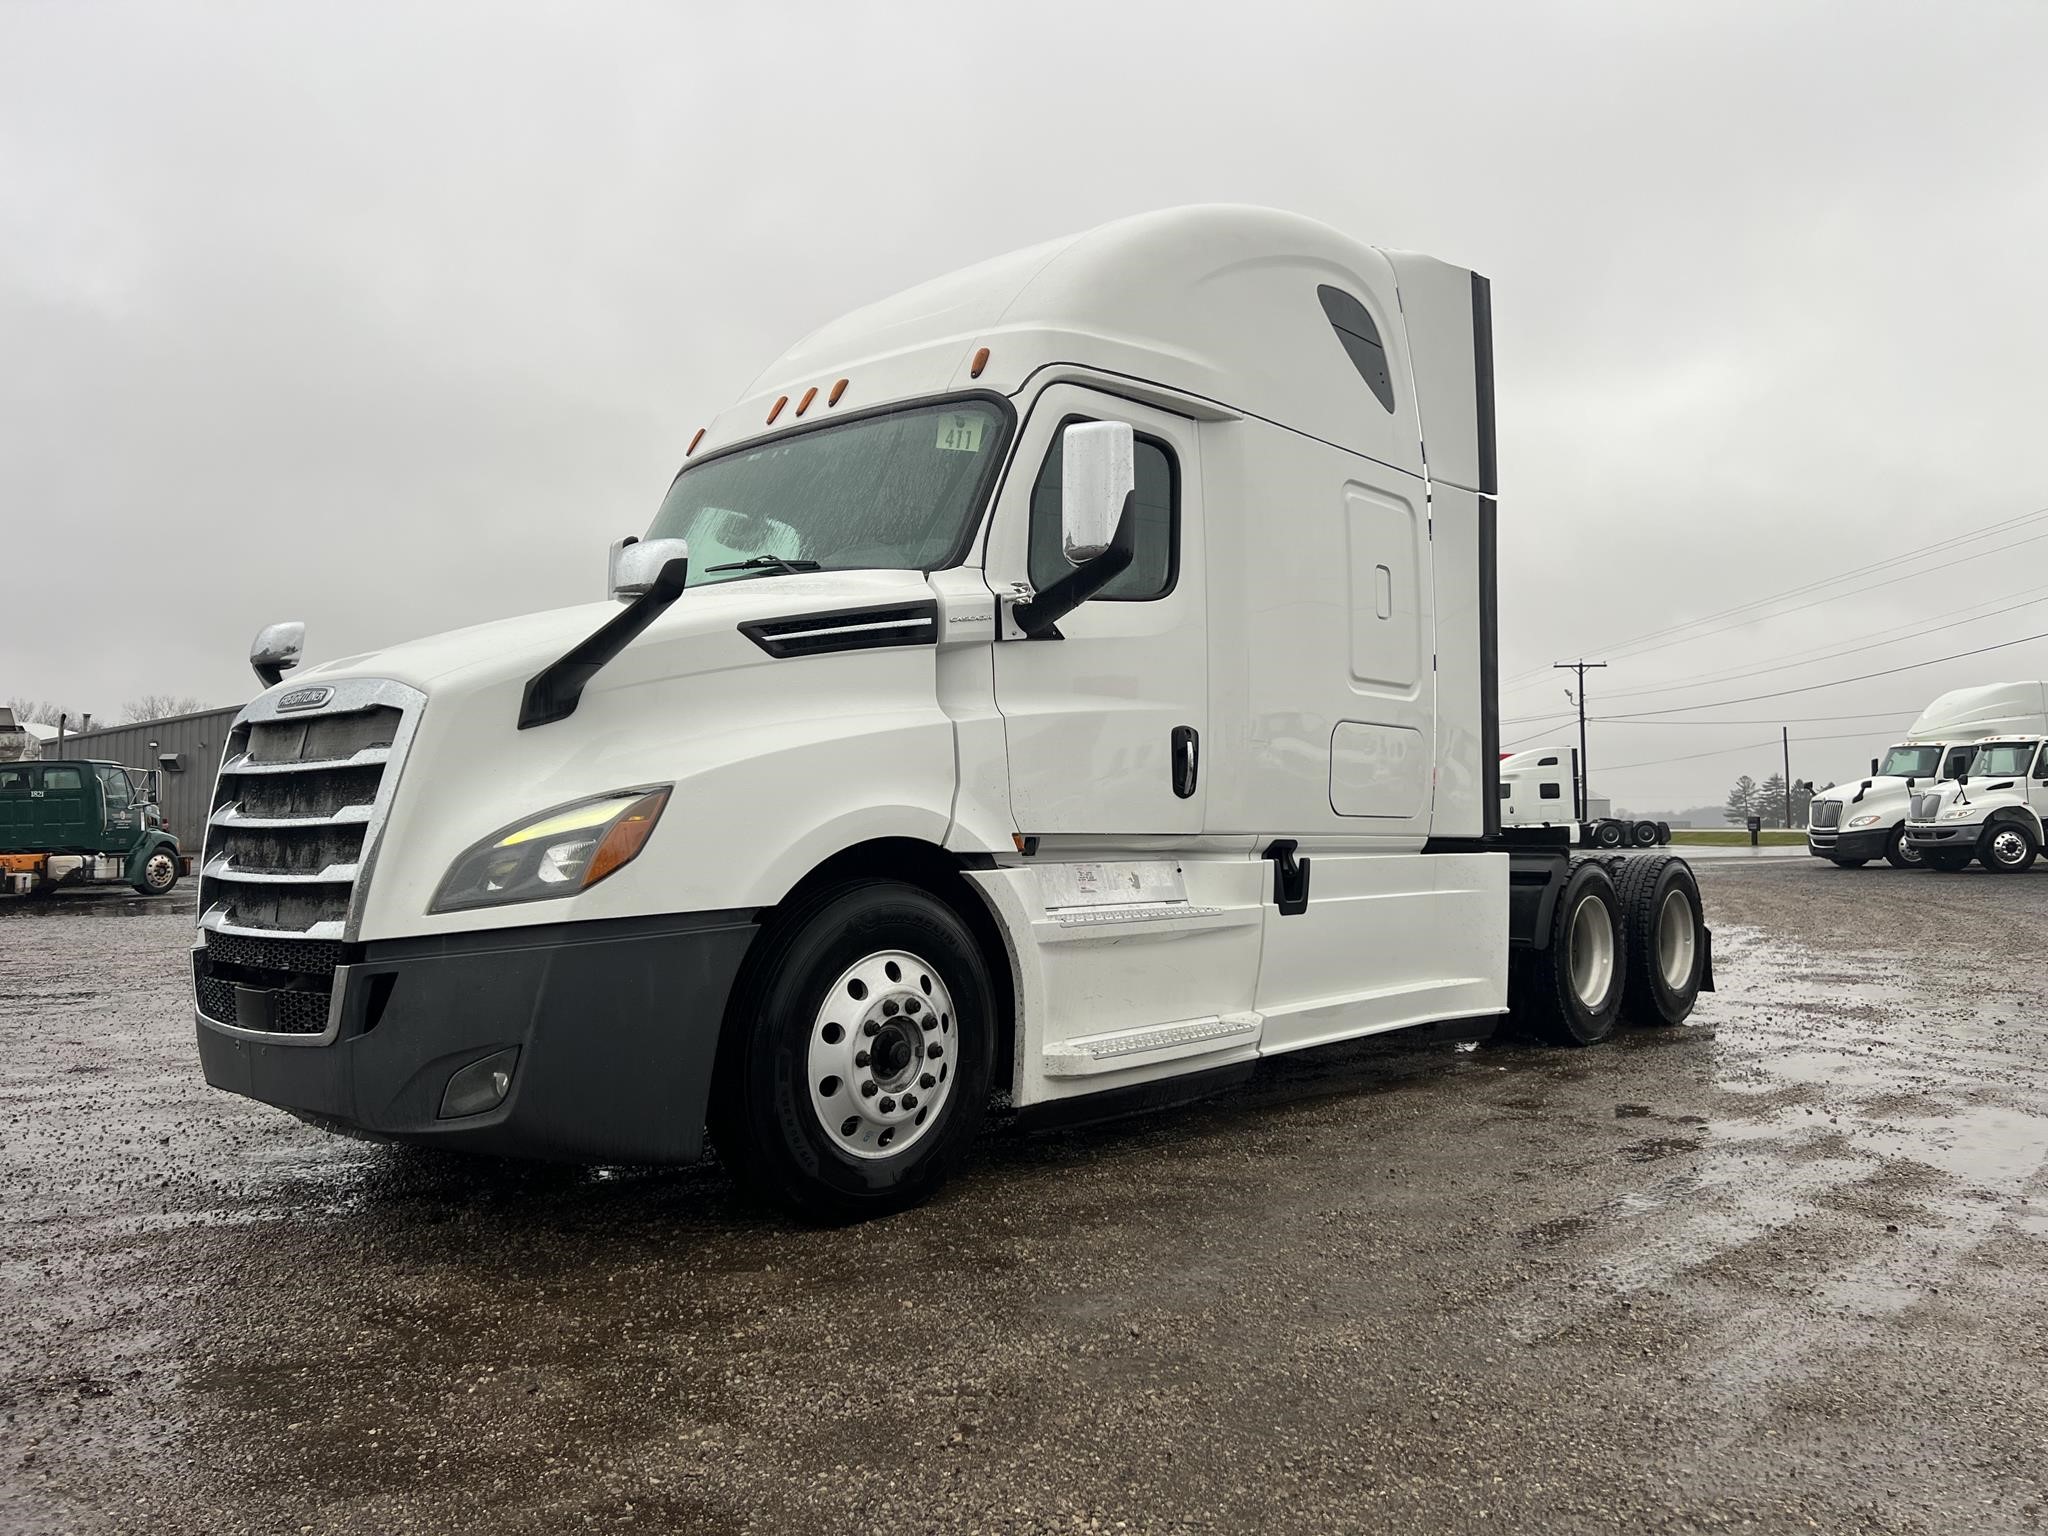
[693,205,1492,495]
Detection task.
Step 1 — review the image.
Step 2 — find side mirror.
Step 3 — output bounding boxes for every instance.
[609,536,691,601]
[249,621,305,688]
[1060,421,1135,565]
[1870,758,1879,777]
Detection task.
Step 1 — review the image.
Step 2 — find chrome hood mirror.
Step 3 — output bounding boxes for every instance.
[249,621,305,687]
[609,536,691,601]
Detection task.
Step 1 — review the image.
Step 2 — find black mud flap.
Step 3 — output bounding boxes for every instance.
[1699,927,1716,993]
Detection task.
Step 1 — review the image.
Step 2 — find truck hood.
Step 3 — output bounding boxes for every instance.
[293,567,941,699]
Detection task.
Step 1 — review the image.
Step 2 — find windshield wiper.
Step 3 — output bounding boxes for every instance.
[705,556,822,576]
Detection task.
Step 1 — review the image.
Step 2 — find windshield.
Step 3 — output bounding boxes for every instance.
[647,401,1009,587]
[1877,744,1942,778]
[1971,742,2040,777]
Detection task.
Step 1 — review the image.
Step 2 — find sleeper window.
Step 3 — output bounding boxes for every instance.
[1027,421,1177,601]
[41,767,82,791]
[1539,783,1562,800]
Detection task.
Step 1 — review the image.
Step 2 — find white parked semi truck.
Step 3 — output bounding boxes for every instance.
[1807,682,2048,868]
[1903,735,2048,872]
[1498,746,1669,848]
[193,207,1714,1219]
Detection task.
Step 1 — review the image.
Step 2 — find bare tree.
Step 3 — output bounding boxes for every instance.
[4,697,77,727]
[121,695,204,724]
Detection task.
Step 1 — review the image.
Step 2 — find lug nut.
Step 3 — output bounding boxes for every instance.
[902,1093,918,1110]
[920,1073,935,1090]
[882,1000,899,1017]
[879,1096,896,1114]
[863,1020,880,1037]
[927,1043,943,1059]
[904,998,920,1015]
[861,1081,878,1098]
[855,1050,871,1068]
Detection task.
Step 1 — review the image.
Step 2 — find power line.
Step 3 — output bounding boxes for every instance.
[1596,627,2048,721]
[1595,728,1902,775]
[1591,587,2048,702]
[1500,501,2048,690]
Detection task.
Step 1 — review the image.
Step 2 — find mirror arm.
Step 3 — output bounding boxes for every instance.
[253,657,292,687]
[1012,493,1137,639]
[519,555,689,730]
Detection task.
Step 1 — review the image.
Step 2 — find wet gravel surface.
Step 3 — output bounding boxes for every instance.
[4,861,2046,1535]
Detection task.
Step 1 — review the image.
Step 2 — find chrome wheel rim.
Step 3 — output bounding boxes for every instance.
[1568,894,1615,1008]
[1897,835,1922,866]
[1991,828,2028,866]
[145,853,176,889]
[1656,888,1696,991]
[808,948,955,1161]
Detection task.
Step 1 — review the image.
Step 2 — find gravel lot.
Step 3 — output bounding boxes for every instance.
[4,858,2046,1535]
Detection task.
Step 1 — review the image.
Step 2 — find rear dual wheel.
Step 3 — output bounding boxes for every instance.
[1512,858,1626,1045]
[710,880,993,1223]
[1614,855,1706,1027]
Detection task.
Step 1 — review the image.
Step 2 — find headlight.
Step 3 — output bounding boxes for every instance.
[1942,805,1977,821]
[430,787,670,913]
[1847,814,1881,827]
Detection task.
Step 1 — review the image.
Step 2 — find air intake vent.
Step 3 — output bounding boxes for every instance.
[1810,801,1842,830]
[740,601,938,659]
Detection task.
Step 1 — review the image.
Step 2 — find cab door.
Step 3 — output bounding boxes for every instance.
[986,385,1205,836]
[94,767,143,853]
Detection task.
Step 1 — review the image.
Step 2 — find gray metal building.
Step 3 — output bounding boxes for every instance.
[57,705,243,855]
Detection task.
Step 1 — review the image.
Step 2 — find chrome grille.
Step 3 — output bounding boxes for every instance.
[195,679,422,1034]
[1911,793,1942,820]
[1810,801,1842,830]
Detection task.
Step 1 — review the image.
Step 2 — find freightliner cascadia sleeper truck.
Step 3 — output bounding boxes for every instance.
[193,207,1713,1219]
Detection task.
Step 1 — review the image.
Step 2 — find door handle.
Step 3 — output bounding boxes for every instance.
[1171,726,1199,799]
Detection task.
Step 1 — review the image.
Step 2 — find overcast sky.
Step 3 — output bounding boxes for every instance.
[5,1,2046,807]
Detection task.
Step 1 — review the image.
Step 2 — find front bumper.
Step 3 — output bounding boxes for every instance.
[1808,826,1889,861]
[1903,820,1981,852]
[195,909,757,1163]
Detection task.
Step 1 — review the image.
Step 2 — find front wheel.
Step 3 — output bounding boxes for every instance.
[1979,821,2039,874]
[1883,825,1920,870]
[133,846,179,896]
[710,880,994,1222]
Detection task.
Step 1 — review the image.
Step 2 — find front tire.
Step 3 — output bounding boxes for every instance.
[710,880,994,1222]
[1979,821,2039,874]
[1883,825,1920,870]
[134,846,179,896]
[1511,857,1626,1046]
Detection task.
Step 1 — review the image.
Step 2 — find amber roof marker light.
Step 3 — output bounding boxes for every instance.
[796,386,818,416]
[766,395,788,425]
[969,346,990,379]
[828,378,848,406]
[686,428,704,455]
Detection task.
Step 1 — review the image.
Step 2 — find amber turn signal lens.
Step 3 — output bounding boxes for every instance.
[970,346,989,378]
[583,788,671,889]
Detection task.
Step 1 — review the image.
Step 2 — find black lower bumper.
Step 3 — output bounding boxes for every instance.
[1904,823,1978,852]
[195,910,758,1163]
[1807,826,1889,861]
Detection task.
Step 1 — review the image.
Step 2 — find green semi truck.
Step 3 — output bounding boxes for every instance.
[0,759,185,897]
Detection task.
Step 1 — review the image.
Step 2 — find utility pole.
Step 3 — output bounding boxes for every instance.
[1554,661,1607,820]
[1782,725,1793,829]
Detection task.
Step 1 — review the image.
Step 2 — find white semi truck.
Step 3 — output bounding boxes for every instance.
[1807,682,2048,868]
[1498,746,1670,848]
[1903,735,2048,872]
[192,207,1714,1219]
